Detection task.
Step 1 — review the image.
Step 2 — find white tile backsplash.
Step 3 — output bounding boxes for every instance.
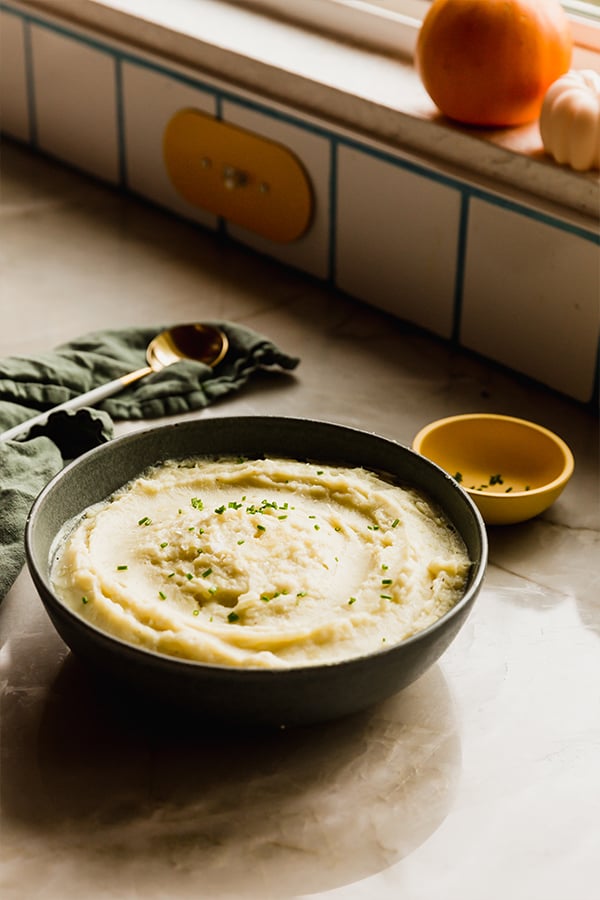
[335,145,462,339]
[460,197,599,403]
[0,10,30,141]
[222,100,331,280]
[1,3,598,403]
[30,24,119,182]
[121,62,218,230]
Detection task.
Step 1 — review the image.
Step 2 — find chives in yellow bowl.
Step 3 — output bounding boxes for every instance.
[413,413,574,526]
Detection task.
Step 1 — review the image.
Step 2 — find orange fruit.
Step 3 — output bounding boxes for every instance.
[416,0,573,127]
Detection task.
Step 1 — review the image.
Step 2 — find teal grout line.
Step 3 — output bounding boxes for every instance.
[339,137,600,245]
[215,95,225,232]
[3,3,126,63]
[22,17,37,148]
[452,192,470,343]
[327,139,339,285]
[592,337,600,409]
[463,184,600,244]
[114,55,127,187]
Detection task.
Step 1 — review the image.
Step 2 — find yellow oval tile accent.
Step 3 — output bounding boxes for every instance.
[163,108,314,243]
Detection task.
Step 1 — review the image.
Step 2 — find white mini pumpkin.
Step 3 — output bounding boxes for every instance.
[540,69,600,172]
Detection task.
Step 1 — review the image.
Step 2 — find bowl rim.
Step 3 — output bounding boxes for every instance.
[412,412,575,500]
[25,415,488,676]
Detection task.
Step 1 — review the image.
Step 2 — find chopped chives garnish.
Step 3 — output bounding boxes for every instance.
[391,519,400,528]
[158,591,166,600]
[81,596,89,604]
[160,542,168,548]
[201,568,212,578]
[227,611,240,623]
[380,594,392,600]
[382,579,392,585]
[348,597,357,605]
[186,573,194,580]
[193,609,200,616]
[117,564,128,571]
[191,497,203,510]
[138,516,151,526]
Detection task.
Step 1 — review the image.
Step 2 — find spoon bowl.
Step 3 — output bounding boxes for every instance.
[146,323,228,371]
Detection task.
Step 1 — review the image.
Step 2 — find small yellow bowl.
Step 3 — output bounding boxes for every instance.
[412,414,574,526]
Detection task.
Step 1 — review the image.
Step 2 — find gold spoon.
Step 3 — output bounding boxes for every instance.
[0,323,228,443]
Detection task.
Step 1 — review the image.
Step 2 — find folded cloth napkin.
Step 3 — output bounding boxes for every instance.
[0,321,299,602]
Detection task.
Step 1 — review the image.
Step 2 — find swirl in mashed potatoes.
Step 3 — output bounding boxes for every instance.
[51,457,470,668]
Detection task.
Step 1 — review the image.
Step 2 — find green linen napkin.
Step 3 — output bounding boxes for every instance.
[0,321,299,602]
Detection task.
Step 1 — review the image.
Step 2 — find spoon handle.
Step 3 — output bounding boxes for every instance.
[0,365,153,443]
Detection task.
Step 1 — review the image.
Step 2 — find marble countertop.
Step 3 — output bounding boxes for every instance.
[1,142,598,900]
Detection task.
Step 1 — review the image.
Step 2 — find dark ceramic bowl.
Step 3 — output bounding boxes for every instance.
[26,416,487,727]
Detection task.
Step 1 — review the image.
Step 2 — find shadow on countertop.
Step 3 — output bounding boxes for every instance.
[1,652,461,898]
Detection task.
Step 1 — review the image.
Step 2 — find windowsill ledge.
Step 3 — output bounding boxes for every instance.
[15,0,600,223]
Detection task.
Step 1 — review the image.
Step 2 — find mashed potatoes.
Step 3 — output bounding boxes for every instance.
[51,457,470,668]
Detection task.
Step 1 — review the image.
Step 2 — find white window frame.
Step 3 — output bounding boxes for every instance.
[231,0,600,55]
